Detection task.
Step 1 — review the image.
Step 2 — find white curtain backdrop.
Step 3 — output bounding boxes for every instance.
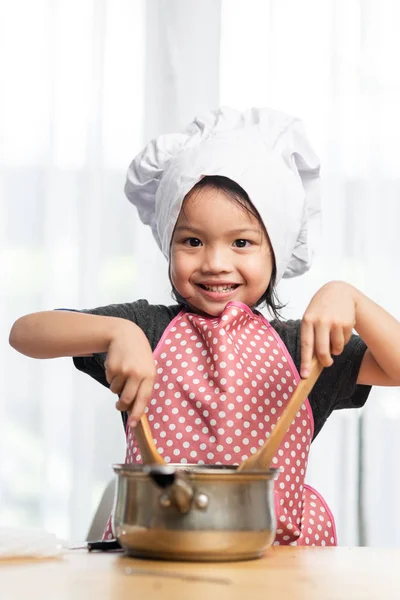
[1,0,399,545]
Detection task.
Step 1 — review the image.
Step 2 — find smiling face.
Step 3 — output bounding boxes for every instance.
[170,182,274,317]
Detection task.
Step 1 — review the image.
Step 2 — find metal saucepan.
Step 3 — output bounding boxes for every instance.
[112,463,279,562]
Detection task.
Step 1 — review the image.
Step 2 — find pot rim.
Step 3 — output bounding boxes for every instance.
[113,462,279,479]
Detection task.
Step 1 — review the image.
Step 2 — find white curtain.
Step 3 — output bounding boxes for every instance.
[1,0,399,545]
[0,0,220,542]
[219,0,400,546]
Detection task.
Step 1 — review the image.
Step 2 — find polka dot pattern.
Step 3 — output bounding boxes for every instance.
[102,302,337,546]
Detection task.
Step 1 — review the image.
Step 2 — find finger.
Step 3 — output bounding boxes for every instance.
[128,378,155,427]
[300,318,314,378]
[109,375,125,395]
[315,322,334,367]
[343,325,353,346]
[330,326,345,356]
[105,362,117,386]
[115,377,139,412]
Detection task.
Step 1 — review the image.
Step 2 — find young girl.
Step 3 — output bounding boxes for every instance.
[9,107,400,546]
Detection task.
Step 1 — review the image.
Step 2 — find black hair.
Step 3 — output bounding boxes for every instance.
[169,175,285,321]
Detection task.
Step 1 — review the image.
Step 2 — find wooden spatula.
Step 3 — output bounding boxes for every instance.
[237,358,323,472]
[134,414,166,465]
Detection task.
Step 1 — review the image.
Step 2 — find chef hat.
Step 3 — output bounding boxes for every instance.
[125,107,321,282]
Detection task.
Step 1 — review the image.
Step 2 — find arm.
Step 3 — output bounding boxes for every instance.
[352,288,400,386]
[300,281,400,386]
[9,310,156,424]
[9,310,129,358]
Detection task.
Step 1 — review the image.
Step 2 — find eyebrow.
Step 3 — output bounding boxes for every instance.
[174,226,261,235]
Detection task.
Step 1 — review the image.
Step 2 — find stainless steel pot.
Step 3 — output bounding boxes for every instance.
[112,463,279,562]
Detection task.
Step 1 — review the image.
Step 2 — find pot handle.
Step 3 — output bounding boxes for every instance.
[144,465,194,514]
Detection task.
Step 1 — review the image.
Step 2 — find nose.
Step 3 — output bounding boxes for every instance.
[200,245,231,274]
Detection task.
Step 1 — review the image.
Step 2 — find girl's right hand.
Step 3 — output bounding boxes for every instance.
[104,320,156,427]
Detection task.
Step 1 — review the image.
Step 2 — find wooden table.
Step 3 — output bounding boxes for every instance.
[1,546,398,600]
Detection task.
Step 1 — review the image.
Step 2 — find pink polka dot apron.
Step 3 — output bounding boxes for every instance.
[103,301,337,546]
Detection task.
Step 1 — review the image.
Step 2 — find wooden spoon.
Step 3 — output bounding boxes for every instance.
[237,358,323,472]
[135,414,166,465]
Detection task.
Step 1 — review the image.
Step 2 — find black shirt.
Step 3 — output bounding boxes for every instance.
[73,299,371,440]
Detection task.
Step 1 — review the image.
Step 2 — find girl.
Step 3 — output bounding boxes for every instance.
[9,107,400,546]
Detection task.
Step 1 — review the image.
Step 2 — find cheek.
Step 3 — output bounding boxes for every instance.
[245,259,265,277]
[247,258,273,288]
[170,255,189,288]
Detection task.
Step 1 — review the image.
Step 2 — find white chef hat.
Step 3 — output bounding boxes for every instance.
[125,107,321,283]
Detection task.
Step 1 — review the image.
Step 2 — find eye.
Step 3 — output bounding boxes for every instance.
[233,239,251,248]
[184,237,202,247]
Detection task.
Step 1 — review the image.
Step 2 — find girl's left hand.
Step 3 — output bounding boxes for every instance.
[300,281,357,378]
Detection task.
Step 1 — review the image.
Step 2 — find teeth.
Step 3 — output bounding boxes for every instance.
[203,285,236,292]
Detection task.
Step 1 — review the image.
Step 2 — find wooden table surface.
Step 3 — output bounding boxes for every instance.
[1,546,398,600]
